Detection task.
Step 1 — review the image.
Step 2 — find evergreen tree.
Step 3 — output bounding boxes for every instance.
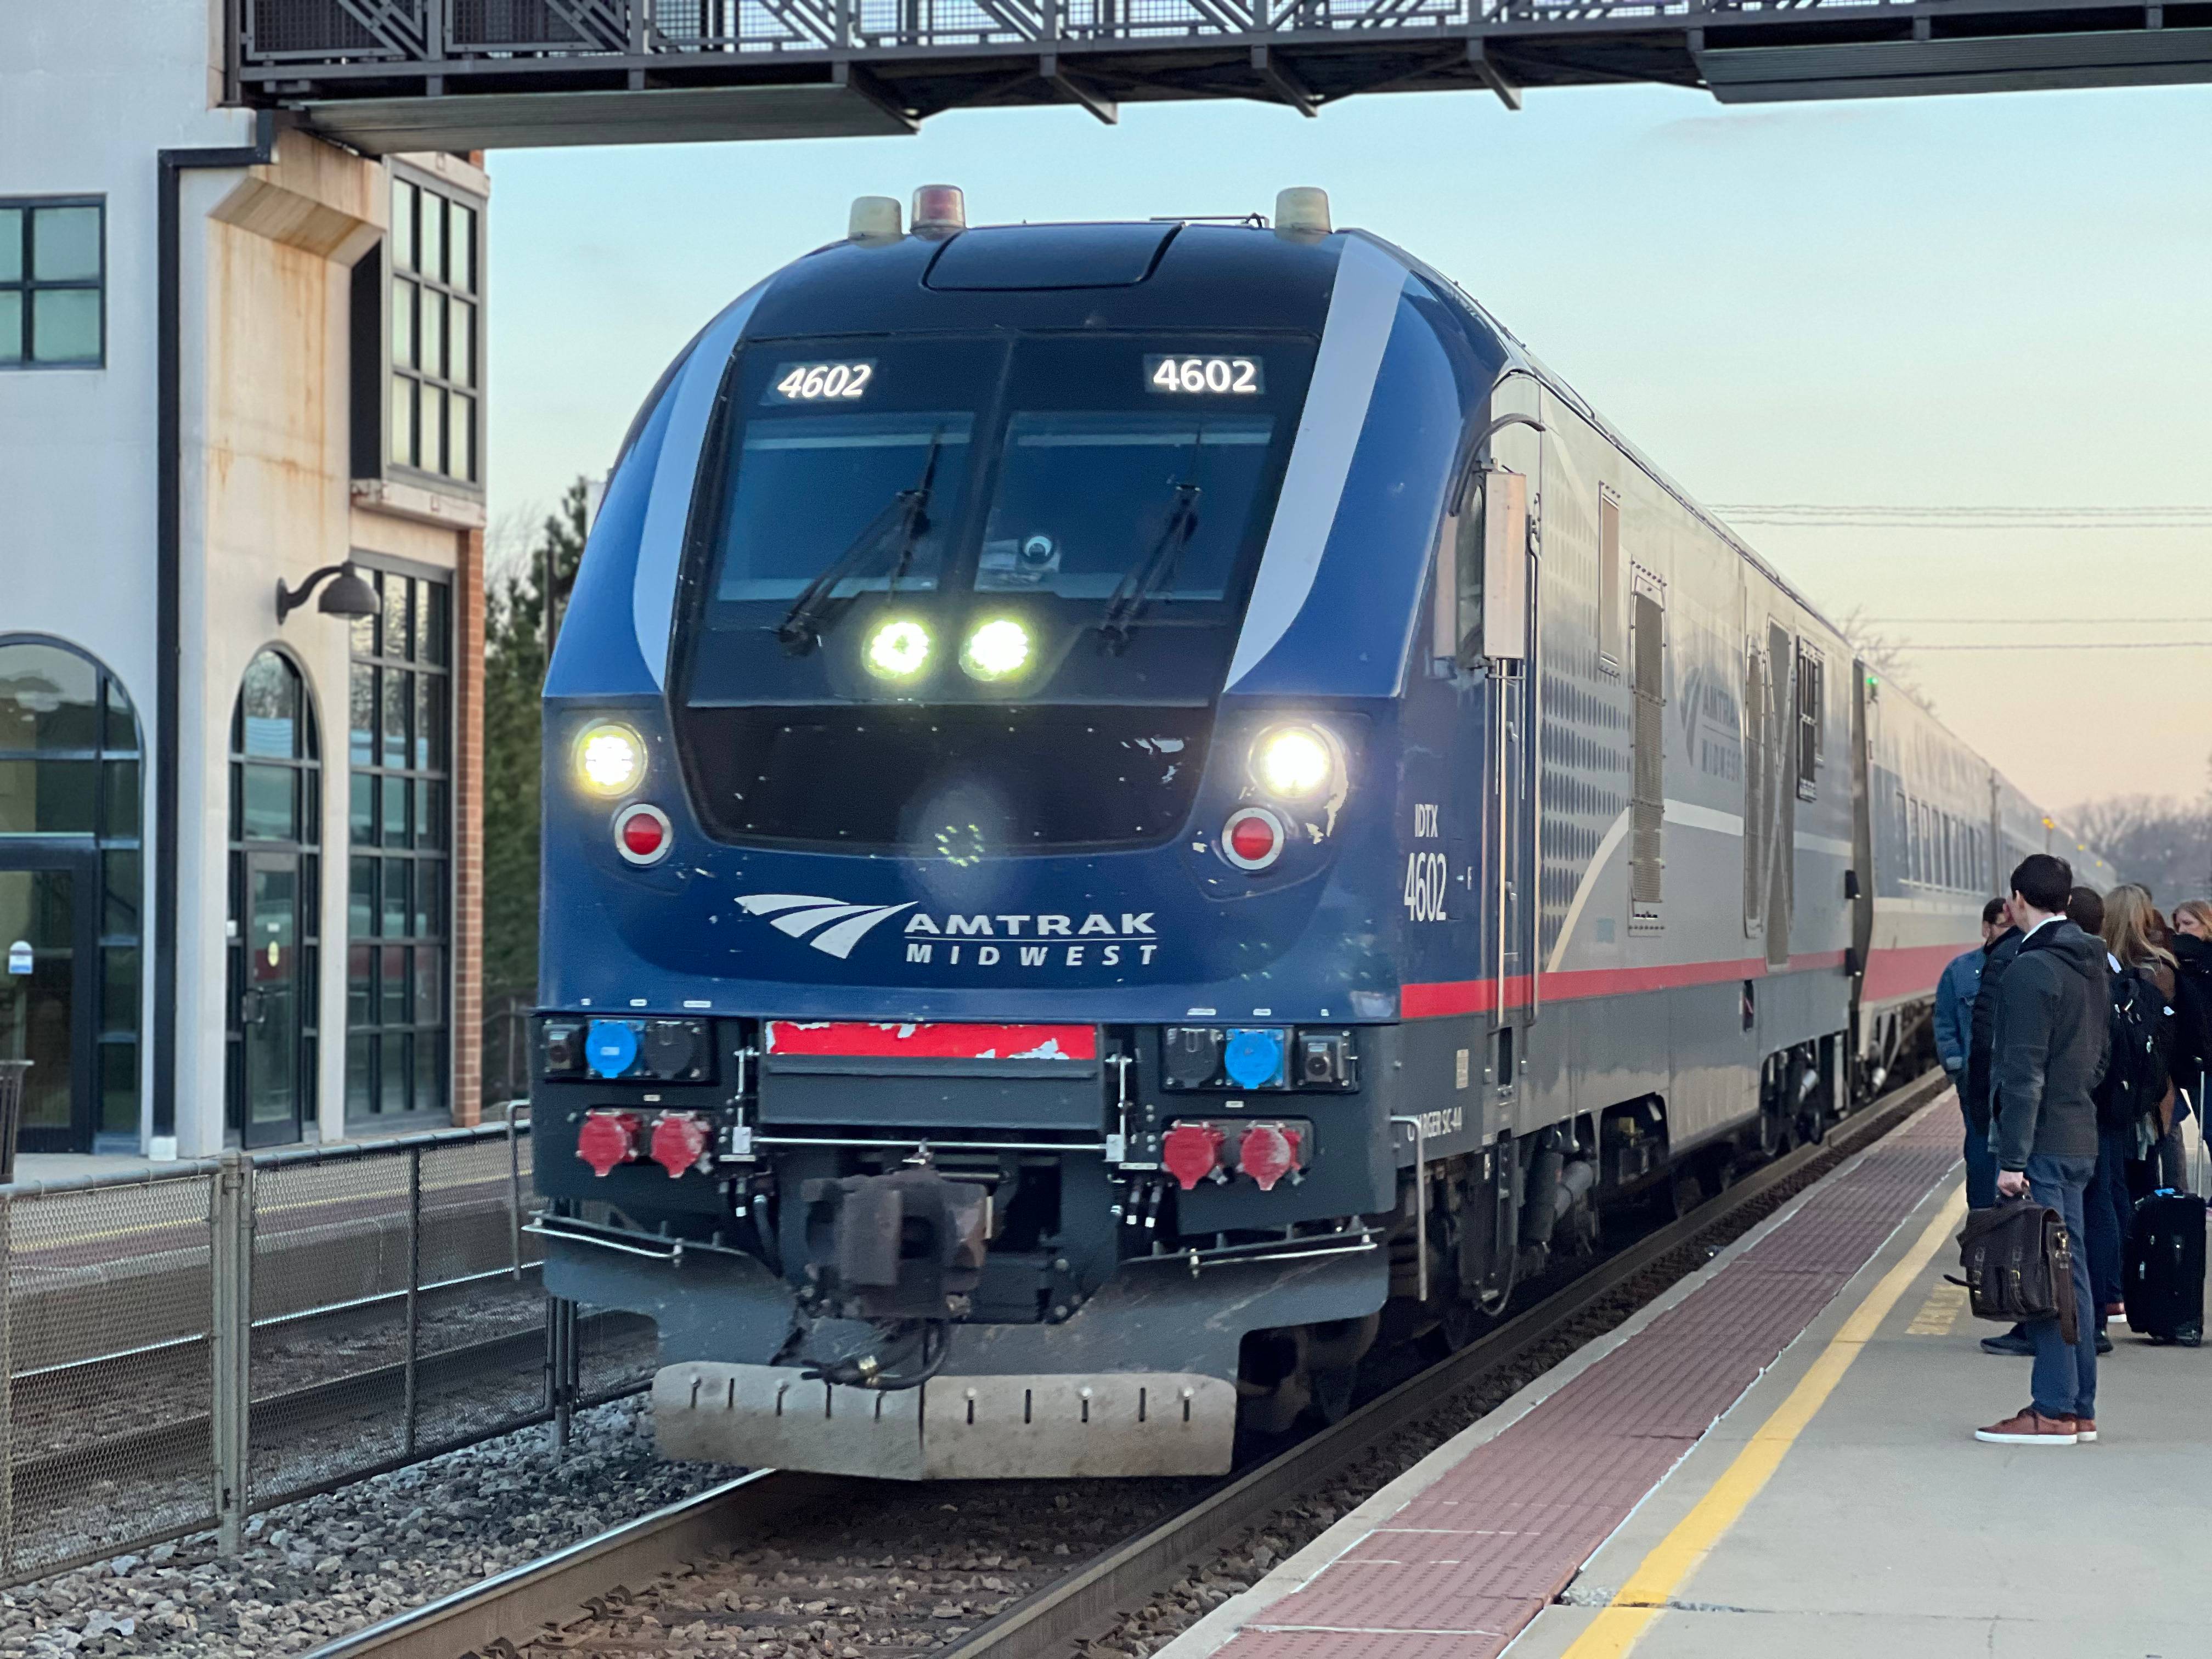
[481,479,587,1009]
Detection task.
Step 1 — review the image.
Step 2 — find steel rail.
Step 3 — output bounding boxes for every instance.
[11,1313,640,1504]
[306,1067,1950,1659]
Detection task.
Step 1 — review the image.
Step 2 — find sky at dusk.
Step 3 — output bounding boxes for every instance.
[483,80,2212,817]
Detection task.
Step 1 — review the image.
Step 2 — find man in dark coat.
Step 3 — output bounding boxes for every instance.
[1975,854,2111,1447]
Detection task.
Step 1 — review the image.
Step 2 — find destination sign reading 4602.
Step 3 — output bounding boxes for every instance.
[1146,354,1264,396]
[767,361,876,402]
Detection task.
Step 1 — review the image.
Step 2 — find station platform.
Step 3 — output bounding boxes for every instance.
[1158,1093,2210,1659]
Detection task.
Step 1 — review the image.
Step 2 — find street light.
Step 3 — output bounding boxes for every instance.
[275,563,380,625]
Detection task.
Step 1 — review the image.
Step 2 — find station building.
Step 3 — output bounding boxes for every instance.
[1,3,487,1155]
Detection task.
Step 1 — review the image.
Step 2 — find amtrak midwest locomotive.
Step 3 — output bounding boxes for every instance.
[532,185,2113,1480]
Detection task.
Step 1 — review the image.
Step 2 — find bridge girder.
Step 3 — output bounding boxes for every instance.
[228,0,2212,150]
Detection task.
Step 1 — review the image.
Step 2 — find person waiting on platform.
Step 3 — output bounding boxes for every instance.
[2111,885,2190,1193]
[2170,898,2212,1160]
[1976,854,2109,1447]
[1938,898,2011,1210]
[1971,892,2033,1357]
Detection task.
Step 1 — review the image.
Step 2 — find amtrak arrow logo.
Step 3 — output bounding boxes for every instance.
[736,893,916,960]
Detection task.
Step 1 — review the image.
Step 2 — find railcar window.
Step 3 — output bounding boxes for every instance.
[1451,473,1486,662]
[1794,641,1822,800]
[975,411,1273,600]
[709,413,973,602]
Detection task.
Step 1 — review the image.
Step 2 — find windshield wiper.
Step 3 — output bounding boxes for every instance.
[1097,481,1201,651]
[775,431,945,652]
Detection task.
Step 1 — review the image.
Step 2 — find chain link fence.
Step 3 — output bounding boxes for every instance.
[0,1119,658,1588]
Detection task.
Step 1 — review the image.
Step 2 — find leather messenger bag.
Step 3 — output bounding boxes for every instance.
[1953,1199,2079,1345]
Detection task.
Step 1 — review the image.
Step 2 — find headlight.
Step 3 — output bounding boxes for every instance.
[865,618,932,679]
[1254,726,1333,799]
[961,617,1032,681]
[575,722,644,797]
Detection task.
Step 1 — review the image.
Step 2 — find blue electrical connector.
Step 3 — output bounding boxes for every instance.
[586,1018,639,1078]
[1223,1027,1289,1090]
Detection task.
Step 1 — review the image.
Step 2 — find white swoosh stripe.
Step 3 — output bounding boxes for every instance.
[769,903,876,939]
[738,893,844,917]
[1664,798,1744,837]
[810,903,918,958]
[634,284,769,686]
[1224,236,1407,687]
[1545,806,1632,975]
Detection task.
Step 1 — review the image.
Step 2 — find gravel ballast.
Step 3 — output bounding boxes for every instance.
[0,1399,722,1659]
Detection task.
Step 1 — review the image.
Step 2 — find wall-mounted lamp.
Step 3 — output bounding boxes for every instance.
[276,563,380,625]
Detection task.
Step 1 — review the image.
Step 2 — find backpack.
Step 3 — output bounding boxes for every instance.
[2095,965,2172,1134]
[1951,1198,2079,1344]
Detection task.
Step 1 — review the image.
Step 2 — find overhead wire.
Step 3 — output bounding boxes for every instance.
[1713,503,2212,526]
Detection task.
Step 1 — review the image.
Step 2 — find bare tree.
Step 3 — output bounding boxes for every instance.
[2063,769,2212,904]
[1833,605,1935,709]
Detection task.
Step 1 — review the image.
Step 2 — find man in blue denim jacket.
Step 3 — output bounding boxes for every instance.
[1937,897,2011,1209]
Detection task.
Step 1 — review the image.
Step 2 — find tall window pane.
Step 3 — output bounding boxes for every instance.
[452,205,476,292]
[389,375,415,467]
[392,277,416,368]
[385,172,478,487]
[453,301,475,389]
[420,194,444,286]
[347,563,450,1122]
[392,179,417,272]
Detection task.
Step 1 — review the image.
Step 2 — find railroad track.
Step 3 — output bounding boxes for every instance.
[309,1068,1953,1659]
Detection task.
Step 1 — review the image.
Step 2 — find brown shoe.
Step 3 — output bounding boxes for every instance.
[1974,1406,2078,1444]
[2103,1301,2125,1319]
[2070,1417,2098,1443]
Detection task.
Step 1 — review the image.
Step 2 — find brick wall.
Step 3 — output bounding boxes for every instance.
[451,523,486,1125]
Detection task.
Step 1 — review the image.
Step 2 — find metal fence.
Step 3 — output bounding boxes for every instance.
[0,1120,656,1587]
[481,988,538,1117]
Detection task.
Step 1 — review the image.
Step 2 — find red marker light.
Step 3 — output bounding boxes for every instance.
[616,803,672,866]
[649,1111,712,1179]
[577,1110,641,1177]
[1238,1122,1303,1192]
[1222,806,1284,872]
[1162,1121,1227,1191]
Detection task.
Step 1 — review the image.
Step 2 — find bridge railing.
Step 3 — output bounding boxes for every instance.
[242,0,1916,67]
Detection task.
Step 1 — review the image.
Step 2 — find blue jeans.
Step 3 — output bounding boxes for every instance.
[1960,1092,1997,1211]
[2085,1128,2135,1313]
[2026,1154,2097,1420]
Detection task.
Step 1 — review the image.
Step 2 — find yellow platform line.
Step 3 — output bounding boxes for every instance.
[1559,1182,1966,1659]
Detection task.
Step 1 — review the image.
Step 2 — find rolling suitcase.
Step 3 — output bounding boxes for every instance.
[2124,1190,2207,1346]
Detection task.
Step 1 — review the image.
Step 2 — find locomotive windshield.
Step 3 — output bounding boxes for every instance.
[672,330,1317,854]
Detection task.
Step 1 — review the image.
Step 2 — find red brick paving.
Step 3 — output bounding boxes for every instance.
[1211,1104,1957,1659]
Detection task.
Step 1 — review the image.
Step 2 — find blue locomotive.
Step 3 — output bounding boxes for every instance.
[531,186,2111,1479]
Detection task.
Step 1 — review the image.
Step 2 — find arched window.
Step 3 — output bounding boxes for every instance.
[227,650,319,1146]
[0,637,142,1151]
